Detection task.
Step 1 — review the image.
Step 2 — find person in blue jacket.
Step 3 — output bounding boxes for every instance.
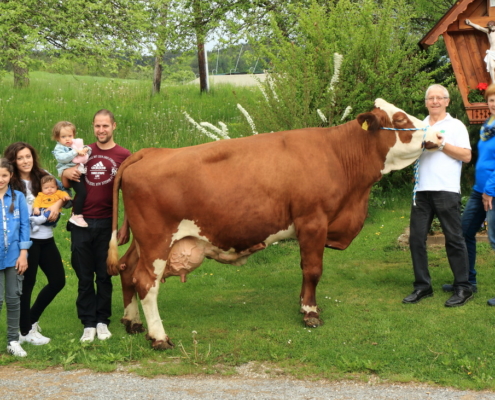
[444,83,495,303]
[0,158,32,357]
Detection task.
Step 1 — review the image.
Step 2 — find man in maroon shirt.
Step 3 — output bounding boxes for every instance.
[63,109,130,343]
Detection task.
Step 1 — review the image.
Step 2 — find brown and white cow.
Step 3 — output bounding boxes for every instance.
[107,99,441,349]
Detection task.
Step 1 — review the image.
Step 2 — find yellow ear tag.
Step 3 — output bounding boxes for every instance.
[361,121,368,130]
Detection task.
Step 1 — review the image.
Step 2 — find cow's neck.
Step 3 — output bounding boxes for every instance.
[327,121,387,189]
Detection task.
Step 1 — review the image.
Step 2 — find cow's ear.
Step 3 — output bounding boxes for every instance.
[357,112,380,132]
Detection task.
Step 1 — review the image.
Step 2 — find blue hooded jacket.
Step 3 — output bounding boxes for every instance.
[0,187,32,269]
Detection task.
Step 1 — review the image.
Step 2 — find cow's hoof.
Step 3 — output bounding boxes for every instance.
[153,339,175,350]
[304,315,323,328]
[121,318,146,334]
[145,334,175,350]
[129,323,145,334]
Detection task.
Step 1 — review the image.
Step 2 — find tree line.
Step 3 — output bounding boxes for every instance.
[1,0,456,93]
[23,44,263,84]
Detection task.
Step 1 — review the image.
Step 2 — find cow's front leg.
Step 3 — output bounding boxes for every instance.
[297,223,326,328]
[139,259,174,349]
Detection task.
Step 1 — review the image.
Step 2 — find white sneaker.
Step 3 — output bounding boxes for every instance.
[96,323,112,340]
[80,327,96,342]
[19,322,50,345]
[7,341,27,357]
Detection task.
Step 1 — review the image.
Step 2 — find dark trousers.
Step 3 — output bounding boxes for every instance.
[20,237,66,335]
[461,190,495,285]
[70,218,113,328]
[71,177,87,215]
[409,191,470,290]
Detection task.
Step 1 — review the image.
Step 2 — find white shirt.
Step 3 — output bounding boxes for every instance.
[416,113,471,193]
[23,180,53,239]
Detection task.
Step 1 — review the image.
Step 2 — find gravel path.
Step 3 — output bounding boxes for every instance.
[1,364,495,399]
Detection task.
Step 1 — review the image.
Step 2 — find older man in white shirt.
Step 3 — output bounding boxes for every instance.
[403,84,473,307]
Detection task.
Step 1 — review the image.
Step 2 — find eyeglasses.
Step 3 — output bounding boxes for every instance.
[425,96,449,102]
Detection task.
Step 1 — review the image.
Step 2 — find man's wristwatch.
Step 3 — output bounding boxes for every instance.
[438,139,446,151]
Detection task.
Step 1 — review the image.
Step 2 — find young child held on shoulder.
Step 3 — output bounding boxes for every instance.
[0,158,32,357]
[52,121,91,228]
[29,175,71,233]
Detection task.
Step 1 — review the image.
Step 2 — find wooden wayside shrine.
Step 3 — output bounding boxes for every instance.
[420,0,495,124]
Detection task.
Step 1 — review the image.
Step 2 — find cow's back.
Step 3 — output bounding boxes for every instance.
[121,127,363,249]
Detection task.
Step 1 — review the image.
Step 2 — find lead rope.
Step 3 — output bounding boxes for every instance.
[412,154,422,206]
[381,126,428,206]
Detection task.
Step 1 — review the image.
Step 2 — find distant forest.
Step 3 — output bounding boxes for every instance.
[23,44,263,84]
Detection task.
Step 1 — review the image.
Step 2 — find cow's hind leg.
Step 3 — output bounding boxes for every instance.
[137,258,174,350]
[119,244,145,334]
[297,222,326,328]
[121,293,145,334]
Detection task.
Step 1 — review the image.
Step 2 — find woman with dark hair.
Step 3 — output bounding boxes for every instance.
[4,142,66,345]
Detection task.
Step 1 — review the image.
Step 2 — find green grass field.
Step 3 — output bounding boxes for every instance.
[1,72,495,391]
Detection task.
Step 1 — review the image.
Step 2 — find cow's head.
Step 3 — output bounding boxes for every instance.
[356,99,442,174]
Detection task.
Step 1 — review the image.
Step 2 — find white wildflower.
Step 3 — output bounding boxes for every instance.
[218,122,230,139]
[317,109,328,124]
[328,53,343,106]
[183,111,221,141]
[237,104,258,135]
[341,106,352,121]
[255,78,270,103]
[266,74,279,102]
[328,53,343,93]
[200,122,231,140]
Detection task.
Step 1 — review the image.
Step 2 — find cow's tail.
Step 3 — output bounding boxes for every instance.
[106,150,149,276]
[107,229,120,276]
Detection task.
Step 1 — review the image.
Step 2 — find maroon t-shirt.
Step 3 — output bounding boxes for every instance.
[82,143,131,219]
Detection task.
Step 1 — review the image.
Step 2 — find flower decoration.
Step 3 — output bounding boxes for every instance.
[468,82,488,103]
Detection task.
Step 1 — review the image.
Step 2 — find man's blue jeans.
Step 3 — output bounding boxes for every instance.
[409,191,470,290]
[461,190,495,285]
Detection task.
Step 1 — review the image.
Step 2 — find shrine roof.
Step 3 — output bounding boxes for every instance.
[420,0,477,49]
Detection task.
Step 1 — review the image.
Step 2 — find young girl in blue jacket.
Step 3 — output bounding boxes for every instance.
[0,158,31,357]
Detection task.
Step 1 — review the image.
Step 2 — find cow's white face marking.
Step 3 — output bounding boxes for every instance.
[264,224,296,245]
[374,98,440,174]
[381,131,424,174]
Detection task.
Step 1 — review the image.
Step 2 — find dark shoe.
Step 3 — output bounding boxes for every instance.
[445,289,473,307]
[402,288,433,304]
[443,284,477,293]
[487,297,495,306]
